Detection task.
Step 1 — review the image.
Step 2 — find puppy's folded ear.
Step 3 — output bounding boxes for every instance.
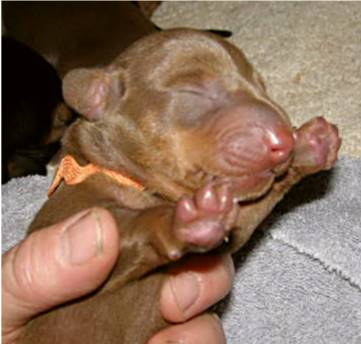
[62,67,125,121]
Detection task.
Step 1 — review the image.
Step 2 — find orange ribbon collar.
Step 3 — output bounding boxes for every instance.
[48,155,144,197]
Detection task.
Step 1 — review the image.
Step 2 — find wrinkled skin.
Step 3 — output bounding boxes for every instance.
[20,29,341,344]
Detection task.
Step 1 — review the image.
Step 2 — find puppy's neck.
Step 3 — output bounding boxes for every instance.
[63,120,195,202]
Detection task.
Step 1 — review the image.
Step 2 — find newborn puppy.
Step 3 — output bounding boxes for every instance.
[21,29,341,343]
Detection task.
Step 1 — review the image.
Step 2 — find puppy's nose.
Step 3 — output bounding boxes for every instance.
[265,127,295,165]
[213,98,295,175]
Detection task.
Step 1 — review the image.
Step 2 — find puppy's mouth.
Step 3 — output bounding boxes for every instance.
[212,171,275,203]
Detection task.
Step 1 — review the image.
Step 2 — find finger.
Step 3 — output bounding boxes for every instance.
[148,313,225,344]
[2,207,119,332]
[160,254,234,322]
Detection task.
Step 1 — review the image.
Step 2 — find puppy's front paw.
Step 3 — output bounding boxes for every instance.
[293,116,341,175]
[174,182,238,253]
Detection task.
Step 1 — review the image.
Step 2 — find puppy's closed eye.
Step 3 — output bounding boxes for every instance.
[169,87,224,127]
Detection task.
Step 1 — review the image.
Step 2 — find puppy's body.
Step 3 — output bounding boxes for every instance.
[20,29,341,343]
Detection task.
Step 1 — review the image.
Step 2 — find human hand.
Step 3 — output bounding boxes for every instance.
[2,208,233,344]
[151,252,233,344]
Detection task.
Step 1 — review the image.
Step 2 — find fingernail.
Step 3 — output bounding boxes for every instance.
[170,272,200,314]
[61,209,103,265]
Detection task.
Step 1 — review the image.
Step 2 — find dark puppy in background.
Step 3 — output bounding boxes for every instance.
[1,37,70,184]
[3,1,231,77]
[2,2,157,77]
[2,2,155,183]
[19,28,341,343]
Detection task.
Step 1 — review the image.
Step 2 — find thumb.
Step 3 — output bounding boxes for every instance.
[2,208,119,334]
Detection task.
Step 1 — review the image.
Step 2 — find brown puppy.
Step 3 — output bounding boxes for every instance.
[20,29,341,343]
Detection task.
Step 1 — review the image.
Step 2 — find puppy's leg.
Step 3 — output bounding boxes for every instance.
[31,175,237,287]
[106,182,238,286]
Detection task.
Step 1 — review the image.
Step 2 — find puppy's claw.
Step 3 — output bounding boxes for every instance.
[168,248,182,261]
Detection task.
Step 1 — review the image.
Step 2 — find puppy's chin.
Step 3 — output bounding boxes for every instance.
[214,172,275,203]
[229,154,294,203]
[181,165,277,202]
[228,152,294,202]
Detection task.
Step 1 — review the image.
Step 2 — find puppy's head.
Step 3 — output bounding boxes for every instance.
[63,29,295,201]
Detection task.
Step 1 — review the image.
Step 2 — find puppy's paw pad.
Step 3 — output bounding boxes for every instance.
[174,183,236,251]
